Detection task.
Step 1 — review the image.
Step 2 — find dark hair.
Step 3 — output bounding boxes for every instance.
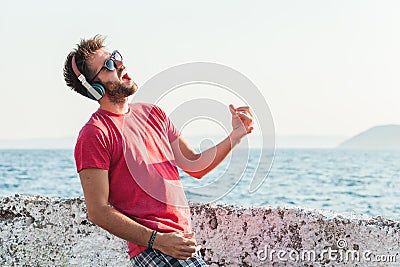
[63,35,105,99]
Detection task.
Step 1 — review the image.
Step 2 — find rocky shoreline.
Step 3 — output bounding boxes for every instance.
[0,195,399,266]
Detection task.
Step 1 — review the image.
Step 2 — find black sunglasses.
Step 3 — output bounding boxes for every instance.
[89,50,123,83]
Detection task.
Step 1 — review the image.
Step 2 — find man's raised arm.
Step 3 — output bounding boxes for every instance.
[171,104,254,178]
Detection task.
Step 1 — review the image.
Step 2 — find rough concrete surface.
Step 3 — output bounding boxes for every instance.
[0,195,399,266]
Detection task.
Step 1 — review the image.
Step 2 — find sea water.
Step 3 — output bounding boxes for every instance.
[0,149,398,220]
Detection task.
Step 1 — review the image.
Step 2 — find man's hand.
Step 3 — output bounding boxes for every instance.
[153,232,201,260]
[229,104,254,143]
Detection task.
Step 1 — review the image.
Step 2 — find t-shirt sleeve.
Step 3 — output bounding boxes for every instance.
[74,124,111,173]
[152,104,181,143]
[166,114,181,143]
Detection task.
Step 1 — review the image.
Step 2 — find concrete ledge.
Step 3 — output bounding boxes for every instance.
[0,195,399,266]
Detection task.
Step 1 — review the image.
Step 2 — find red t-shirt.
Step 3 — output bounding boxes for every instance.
[74,103,192,258]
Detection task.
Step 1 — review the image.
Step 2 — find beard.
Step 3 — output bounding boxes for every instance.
[103,80,138,104]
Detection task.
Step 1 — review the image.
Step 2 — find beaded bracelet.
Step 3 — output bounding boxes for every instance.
[148,230,157,249]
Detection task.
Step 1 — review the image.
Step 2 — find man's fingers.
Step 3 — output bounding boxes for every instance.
[183,232,195,238]
[238,112,252,121]
[174,244,197,260]
[236,106,252,113]
[177,249,198,260]
[236,106,253,117]
[230,105,254,120]
[182,237,196,246]
[235,106,250,111]
[177,254,195,261]
[229,104,237,116]
[179,244,197,253]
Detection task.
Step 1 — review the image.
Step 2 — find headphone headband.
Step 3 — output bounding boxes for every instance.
[71,55,103,100]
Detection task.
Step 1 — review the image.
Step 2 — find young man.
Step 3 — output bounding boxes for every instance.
[63,35,253,266]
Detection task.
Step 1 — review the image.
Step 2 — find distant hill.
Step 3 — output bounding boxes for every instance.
[337,125,400,150]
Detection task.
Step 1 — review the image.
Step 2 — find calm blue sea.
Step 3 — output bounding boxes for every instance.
[0,149,399,220]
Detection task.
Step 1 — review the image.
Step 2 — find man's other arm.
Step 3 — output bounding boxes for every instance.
[79,168,198,260]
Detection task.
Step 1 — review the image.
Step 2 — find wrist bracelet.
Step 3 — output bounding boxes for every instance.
[148,230,157,249]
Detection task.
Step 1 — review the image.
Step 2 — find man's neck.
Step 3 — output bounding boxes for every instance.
[99,97,130,115]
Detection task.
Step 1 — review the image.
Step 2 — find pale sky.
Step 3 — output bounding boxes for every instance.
[1,0,400,143]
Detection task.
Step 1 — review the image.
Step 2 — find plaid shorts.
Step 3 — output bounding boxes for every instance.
[130,248,208,267]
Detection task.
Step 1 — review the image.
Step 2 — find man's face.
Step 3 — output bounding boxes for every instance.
[88,48,138,103]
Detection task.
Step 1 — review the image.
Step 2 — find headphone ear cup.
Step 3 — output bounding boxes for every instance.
[88,83,105,100]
